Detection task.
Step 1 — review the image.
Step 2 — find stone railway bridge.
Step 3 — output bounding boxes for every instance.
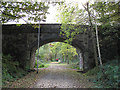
[2,24,95,71]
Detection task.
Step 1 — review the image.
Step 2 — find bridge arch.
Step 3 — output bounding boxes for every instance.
[2,24,95,72]
[29,34,87,69]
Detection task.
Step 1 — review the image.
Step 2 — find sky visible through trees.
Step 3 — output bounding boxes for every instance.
[3,0,94,24]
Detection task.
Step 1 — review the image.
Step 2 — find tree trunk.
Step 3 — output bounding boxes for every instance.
[64,55,66,62]
[79,53,83,71]
[83,2,98,66]
[78,51,83,71]
[67,54,69,64]
[95,21,103,66]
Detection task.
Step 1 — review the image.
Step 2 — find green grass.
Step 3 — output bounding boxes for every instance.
[43,63,50,68]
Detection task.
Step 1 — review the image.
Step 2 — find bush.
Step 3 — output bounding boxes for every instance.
[85,60,120,88]
[70,61,80,70]
[38,64,44,68]
[2,54,28,85]
[35,60,43,68]
[35,59,50,68]
[96,60,120,88]
[2,54,17,82]
[84,66,99,76]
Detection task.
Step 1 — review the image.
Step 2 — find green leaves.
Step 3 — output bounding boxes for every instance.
[36,42,78,62]
[91,2,119,25]
[57,2,89,44]
[1,2,50,23]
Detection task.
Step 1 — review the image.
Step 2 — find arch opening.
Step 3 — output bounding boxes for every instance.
[33,42,84,71]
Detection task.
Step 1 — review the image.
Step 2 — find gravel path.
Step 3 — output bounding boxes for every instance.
[4,63,94,88]
[32,63,93,88]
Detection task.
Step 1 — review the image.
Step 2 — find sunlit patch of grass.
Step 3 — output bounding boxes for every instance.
[44,63,50,68]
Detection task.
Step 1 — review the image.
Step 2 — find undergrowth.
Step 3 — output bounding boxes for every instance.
[69,61,80,70]
[2,54,29,86]
[84,60,120,88]
[35,59,49,68]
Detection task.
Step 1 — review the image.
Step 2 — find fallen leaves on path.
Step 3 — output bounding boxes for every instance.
[3,64,94,88]
[3,68,46,88]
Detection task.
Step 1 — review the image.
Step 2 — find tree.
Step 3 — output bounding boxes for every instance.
[50,42,61,60]
[82,2,98,66]
[77,50,83,71]
[59,43,78,64]
[1,1,49,23]
[57,2,84,44]
[57,1,99,66]
[91,1,120,61]
[91,1,119,25]
[36,44,52,62]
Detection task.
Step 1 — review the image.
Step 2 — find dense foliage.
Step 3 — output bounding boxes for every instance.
[35,42,78,64]
[92,2,120,61]
[57,2,87,43]
[1,1,49,23]
[99,23,120,62]
[91,2,119,25]
[85,60,120,88]
[34,59,49,68]
[2,54,30,86]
